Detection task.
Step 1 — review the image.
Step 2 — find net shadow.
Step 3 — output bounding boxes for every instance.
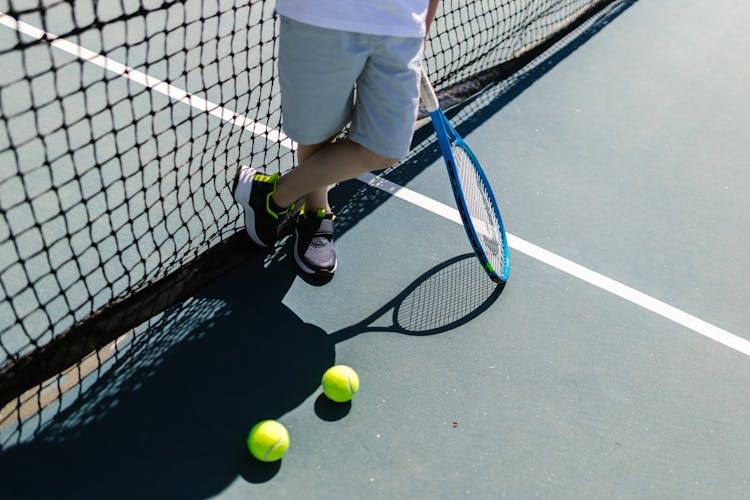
[0,252,335,494]
[0,251,503,497]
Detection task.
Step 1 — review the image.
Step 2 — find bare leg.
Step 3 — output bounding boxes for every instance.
[272,139,397,208]
[296,138,336,212]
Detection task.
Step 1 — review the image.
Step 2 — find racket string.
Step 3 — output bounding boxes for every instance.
[452,144,506,274]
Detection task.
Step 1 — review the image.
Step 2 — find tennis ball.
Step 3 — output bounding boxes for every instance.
[247,420,290,462]
[321,365,360,403]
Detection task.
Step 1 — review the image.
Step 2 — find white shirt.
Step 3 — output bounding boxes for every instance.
[275,0,429,38]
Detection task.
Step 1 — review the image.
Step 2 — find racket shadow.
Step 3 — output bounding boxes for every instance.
[331,253,504,343]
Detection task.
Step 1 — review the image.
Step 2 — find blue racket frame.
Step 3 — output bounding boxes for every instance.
[428,107,510,283]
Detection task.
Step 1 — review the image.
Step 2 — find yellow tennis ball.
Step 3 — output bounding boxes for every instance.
[321,365,360,403]
[247,420,290,462]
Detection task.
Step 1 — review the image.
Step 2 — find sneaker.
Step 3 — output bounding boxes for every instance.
[293,209,337,276]
[233,165,295,247]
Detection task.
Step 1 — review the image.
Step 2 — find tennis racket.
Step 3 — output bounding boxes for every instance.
[419,68,510,284]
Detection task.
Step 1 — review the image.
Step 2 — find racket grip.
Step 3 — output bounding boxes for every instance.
[419,66,439,113]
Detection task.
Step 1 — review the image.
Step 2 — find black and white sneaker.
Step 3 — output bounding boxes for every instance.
[293,209,337,276]
[232,165,295,247]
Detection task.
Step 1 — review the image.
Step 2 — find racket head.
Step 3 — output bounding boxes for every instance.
[431,110,510,283]
[449,137,510,283]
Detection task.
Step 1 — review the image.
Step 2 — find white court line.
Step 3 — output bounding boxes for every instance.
[356,173,750,357]
[5,13,748,358]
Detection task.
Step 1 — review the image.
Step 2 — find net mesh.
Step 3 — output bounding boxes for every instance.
[0,0,618,407]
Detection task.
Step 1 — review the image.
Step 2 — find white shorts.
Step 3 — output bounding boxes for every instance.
[278,16,423,159]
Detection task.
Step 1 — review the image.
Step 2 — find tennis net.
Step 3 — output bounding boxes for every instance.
[0,0,620,409]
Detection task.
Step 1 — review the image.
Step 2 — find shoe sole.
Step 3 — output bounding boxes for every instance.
[233,165,270,248]
[293,226,337,276]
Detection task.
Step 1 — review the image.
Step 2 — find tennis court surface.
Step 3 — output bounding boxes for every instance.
[1,0,749,498]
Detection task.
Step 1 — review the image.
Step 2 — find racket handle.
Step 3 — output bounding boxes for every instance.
[419,66,439,113]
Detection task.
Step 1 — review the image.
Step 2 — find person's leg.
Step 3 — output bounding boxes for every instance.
[278,32,421,276]
[295,138,336,213]
[234,19,419,258]
[282,138,396,276]
[233,17,365,248]
[272,139,397,208]
[275,32,423,208]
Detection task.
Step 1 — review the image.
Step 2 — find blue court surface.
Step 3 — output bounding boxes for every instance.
[1,0,749,498]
